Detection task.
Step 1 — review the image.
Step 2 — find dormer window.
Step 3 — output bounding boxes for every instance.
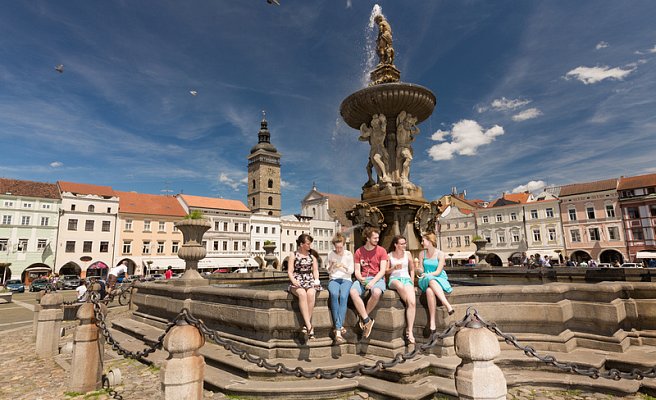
[88,205,95,213]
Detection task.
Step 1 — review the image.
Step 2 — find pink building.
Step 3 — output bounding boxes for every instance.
[617,173,656,263]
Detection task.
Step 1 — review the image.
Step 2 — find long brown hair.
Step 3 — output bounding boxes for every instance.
[388,235,406,253]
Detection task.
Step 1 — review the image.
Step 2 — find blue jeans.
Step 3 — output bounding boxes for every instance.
[328,279,352,330]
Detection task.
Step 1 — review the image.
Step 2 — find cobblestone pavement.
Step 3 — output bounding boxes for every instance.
[1,307,654,400]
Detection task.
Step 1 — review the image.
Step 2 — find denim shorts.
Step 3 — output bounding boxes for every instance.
[351,277,386,296]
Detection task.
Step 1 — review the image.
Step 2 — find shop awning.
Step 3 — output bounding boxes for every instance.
[443,252,476,260]
[23,266,52,273]
[636,251,656,259]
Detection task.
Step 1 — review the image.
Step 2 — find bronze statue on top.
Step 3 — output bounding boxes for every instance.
[375,14,394,66]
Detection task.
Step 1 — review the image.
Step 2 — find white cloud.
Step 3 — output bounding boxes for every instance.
[511,180,546,194]
[595,41,609,50]
[428,119,504,161]
[490,97,531,111]
[218,172,244,190]
[346,0,352,8]
[281,180,290,188]
[49,161,63,168]
[430,129,449,141]
[512,108,543,122]
[564,65,636,84]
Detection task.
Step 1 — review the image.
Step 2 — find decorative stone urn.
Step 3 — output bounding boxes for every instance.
[174,218,211,285]
[473,239,490,268]
[262,243,277,271]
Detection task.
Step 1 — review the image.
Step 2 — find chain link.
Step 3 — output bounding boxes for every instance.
[102,375,124,400]
[471,308,656,380]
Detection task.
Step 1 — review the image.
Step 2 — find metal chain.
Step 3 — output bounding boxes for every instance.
[90,293,173,364]
[102,375,124,400]
[472,308,656,380]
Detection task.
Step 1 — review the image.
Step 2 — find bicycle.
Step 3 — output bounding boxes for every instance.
[102,282,133,306]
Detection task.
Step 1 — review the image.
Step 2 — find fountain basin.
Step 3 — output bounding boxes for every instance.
[340,82,436,130]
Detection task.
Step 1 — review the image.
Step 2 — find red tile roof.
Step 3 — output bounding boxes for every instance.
[179,194,250,212]
[490,192,531,207]
[116,191,187,217]
[0,178,59,199]
[323,193,359,228]
[58,181,116,197]
[618,173,656,190]
[559,178,618,196]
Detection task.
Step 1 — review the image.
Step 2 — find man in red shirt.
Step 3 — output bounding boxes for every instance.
[165,266,173,280]
[349,226,389,338]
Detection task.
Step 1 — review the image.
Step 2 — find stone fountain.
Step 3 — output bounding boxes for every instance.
[341,11,440,251]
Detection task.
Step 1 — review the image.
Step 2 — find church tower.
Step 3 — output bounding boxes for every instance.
[247,112,281,216]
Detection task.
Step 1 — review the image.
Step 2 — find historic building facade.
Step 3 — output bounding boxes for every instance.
[523,192,566,263]
[436,205,477,266]
[618,173,656,263]
[0,178,60,282]
[247,114,281,217]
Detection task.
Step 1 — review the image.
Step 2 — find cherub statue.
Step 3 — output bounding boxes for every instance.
[396,111,419,186]
[359,114,391,185]
[375,14,394,66]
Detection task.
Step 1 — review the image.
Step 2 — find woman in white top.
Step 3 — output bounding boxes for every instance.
[387,235,417,344]
[325,232,354,344]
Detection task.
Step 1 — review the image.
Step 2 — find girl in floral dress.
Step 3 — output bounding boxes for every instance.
[288,233,322,340]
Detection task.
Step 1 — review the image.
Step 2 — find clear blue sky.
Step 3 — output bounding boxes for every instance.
[1,1,655,214]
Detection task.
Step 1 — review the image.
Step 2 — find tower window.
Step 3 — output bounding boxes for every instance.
[268,196,273,206]
[268,179,273,189]
[252,197,255,206]
[252,180,256,189]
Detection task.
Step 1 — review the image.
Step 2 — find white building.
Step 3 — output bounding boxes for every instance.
[436,205,477,266]
[524,192,566,263]
[279,214,311,268]
[0,178,61,282]
[249,212,281,268]
[300,185,358,253]
[55,181,120,278]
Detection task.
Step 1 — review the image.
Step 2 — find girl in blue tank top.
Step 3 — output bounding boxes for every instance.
[417,233,455,335]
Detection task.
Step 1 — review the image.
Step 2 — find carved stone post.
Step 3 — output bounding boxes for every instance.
[35,291,63,358]
[454,321,506,399]
[173,218,211,286]
[32,290,43,339]
[161,321,206,400]
[69,303,106,393]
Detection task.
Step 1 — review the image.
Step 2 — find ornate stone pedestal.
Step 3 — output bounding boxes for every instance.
[370,64,400,86]
[173,219,211,287]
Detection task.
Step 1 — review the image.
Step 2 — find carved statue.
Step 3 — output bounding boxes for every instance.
[359,114,391,185]
[347,202,386,231]
[413,200,444,235]
[374,14,394,66]
[395,111,419,187]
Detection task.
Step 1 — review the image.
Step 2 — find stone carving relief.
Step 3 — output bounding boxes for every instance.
[413,200,444,235]
[359,114,391,186]
[347,202,386,231]
[395,111,419,188]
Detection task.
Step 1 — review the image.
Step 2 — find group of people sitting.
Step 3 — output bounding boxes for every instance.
[287,227,455,345]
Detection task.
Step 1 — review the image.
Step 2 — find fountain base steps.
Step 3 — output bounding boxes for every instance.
[109,316,656,398]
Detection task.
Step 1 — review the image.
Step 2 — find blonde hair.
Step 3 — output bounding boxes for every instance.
[423,233,438,247]
[332,232,346,245]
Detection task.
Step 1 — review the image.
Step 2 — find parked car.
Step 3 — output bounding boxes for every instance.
[58,275,81,290]
[4,279,25,293]
[597,263,612,268]
[150,274,165,280]
[233,268,249,273]
[621,263,643,268]
[29,278,50,292]
[213,268,229,274]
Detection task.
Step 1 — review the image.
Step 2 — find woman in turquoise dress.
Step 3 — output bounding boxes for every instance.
[417,233,454,335]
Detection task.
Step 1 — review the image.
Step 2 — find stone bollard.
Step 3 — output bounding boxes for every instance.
[35,291,64,358]
[32,290,44,338]
[161,320,206,400]
[454,321,507,400]
[69,302,107,393]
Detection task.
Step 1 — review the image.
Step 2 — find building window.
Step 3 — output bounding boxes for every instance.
[268,196,273,206]
[21,216,30,225]
[159,221,165,232]
[213,241,219,251]
[233,241,239,251]
[497,233,505,243]
[172,242,179,253]
[264,227,268,234]
[223,222,228,231]
[568,208,577,221]
[17,239,28,252]
[68,219,78,230]
[608,227,619,240]
[586,207,595,220]
[530,210,538,219]
[157,242,165,254]
[548,228,557,241]
[2,215,11,225]
[464,236,470,246]
[3,201,13,207]
[122,241,132,254]
[482,216,488,223]
[107,207,111,213]
[142,241,151,254]
[234,223,239,232]
[510,213,517,221]
[42,203,51,209]
[252,197,255,207]
[495,214,502,222]
[242,241,247,251]
[650,205,656,217]
[589,228,600,241]
[252,179,256,189]
[144,220,151,231]
[243,223,247,232]
[282,243,287,252]
[223,241,228,251]
[255,242,260,250]
[512,232,520,243]
[85,220,94,231]
[272,227,276,234]
[22,202,32,208]
[214,221,220,231]
[632,227,644,241]
[88,205,95,212]
[570,229,581,242]
[256,226,260,233]
[268,179,273,189]
[627,207,640,219]
[456,236,462,247]
[83,241,92,252]
[37,239,47,250]
[40,217,49,226]
[546,208,554,218]
[532,229,541,242]
[125,219,132,230]
[447,237,452,248]
[100,241,109,253]
[0,239,8,252]
[71,204,76,211]
[102,221,111,232]
[606,204,615,218]
[66,241,76,252]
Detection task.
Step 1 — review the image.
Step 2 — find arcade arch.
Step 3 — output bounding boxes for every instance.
[599,249,624,264]
[570,250,591,264]
[485,253,503,267]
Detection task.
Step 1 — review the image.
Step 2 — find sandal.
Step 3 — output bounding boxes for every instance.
[340,327,347,335]
[307,326,315,340]
[448,308,455,316]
